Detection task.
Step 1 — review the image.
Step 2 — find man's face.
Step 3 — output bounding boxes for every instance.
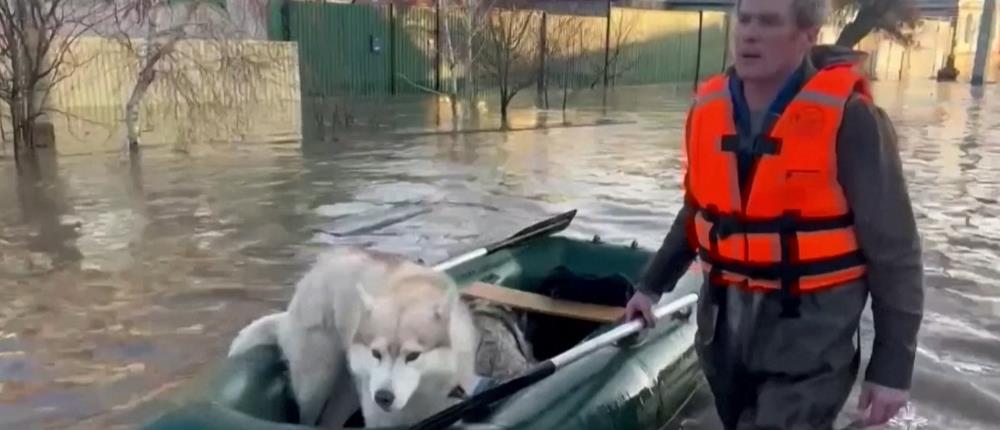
[731,0,819,81]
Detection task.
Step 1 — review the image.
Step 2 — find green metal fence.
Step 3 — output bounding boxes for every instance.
[394,6,438,94]
[272,2,730,100]
[290,3,389,97]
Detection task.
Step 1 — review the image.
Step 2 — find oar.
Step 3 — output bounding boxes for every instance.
[406,292,700,430]
[432,209,577,271]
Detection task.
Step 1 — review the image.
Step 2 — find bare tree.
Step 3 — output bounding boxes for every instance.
[0,0,111,164]
[599,10,638,89]
[535,13,580,112]
[398,0,496,130]
[540,10,636,114]
[437,0,466,127]
[109,0,283,158]
[834,0,920,48]
[550,16,588,113]
[478,6,542,129]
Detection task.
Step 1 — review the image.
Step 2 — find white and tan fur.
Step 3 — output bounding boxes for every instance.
[227,247,478,428]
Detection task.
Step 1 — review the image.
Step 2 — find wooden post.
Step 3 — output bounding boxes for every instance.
[694,10,703,90]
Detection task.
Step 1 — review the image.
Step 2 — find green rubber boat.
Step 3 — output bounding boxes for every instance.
[141,211,705,430]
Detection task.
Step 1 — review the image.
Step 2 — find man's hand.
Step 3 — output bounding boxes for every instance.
[623,290,658,328]
[857,381,909,427]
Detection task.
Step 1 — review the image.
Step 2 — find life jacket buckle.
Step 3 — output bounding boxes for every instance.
[714,216,740,240]
[750,135,781,156]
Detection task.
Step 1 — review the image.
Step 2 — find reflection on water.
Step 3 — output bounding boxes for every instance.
[0,81,998,429]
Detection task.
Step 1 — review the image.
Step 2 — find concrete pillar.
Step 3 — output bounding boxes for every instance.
[971,0,996,86]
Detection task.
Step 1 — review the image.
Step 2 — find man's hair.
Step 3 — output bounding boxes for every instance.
[792,0,830,28]
[736,0,831,29]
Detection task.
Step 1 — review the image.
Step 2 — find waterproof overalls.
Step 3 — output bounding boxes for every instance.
[683,61,873,429]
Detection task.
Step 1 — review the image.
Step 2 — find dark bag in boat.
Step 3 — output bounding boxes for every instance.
[523,266,636,361]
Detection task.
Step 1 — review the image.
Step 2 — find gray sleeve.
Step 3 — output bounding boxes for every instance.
[637,200,697,297]
[837,97,925,390]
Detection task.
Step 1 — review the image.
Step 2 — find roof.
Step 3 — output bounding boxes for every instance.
[641,0,965,18]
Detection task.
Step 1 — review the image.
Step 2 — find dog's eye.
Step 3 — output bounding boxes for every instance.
[405,352,420,363]
[371,350,382,360]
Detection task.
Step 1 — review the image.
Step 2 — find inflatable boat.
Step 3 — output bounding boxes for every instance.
[141,210,704,430]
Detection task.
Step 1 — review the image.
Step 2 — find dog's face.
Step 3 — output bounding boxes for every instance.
[348,280,457,412]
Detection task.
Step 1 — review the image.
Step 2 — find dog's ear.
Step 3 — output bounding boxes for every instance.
[435,287,458,321]
[356,282,375,313]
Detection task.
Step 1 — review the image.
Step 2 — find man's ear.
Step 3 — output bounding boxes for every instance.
[805,26,821,44]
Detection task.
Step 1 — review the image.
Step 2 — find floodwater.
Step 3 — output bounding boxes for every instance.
[0,81,997,430]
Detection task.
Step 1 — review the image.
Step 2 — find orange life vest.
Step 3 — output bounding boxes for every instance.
[684,64,871,299]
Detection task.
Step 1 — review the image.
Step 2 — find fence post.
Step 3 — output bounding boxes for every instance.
[435,0,442,92]
[389,3,398,95]
[538,12,547,107]
[603,0,612,90]
[972,0,997,85]
[694,10,703,90]
[281,0,291,41]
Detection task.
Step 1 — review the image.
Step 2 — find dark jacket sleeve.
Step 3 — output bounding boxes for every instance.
[637,106,699,297]
[637,202,697,297]
[837,96,925,390]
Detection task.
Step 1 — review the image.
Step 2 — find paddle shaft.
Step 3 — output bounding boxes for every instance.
[407,293,700,430]
[433,248,486,271]
[432,210,577,272]
[550,292,698,367]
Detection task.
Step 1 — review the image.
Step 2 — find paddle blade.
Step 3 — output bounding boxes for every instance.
[485,209,577,254]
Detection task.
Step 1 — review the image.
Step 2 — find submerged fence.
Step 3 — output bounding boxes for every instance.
[268,2,730,100]
[32,37,302,155]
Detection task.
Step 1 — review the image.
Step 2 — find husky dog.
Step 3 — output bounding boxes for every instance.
[228,247,479,428]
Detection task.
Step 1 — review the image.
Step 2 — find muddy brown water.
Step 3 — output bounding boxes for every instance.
[0,82,997,429]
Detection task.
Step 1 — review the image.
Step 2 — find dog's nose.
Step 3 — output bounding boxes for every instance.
[374,389,395,410]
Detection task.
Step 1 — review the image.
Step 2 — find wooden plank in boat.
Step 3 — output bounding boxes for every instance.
[461,282,625,324]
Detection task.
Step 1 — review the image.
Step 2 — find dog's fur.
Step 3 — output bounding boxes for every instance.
[228,247,478,428]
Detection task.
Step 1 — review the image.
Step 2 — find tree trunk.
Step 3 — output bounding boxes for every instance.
[561,67,569,113]
[1,111,8,157]
[500,92,510,130]
[835,3,890,48]
[10,93,32,158]
[125,49,158,154]
[124,76,153,154]
[10,0,32,160]
[836,20,873,47]
[13,134,38,175]
[450,93,459,131]
[23,78,48,149]
[463,0,476,120]
[440,0,462,130]
[10,0,27,159]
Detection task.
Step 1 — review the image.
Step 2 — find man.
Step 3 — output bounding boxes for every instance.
[623,0,924,429]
